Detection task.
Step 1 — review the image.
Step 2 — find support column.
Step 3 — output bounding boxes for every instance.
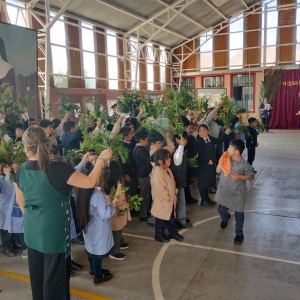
[117,34,125,90]
[139,44,147,90]
[153,45,160,91]
[66,18,85,88]
[95,27,108,89]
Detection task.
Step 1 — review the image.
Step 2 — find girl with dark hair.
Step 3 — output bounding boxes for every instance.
[76,160,127,284]
[150,149,183,243]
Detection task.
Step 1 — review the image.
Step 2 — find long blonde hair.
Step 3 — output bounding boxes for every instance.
[22,126,50,173]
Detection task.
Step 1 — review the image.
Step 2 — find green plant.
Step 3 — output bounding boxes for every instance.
[118,89,141,114]
[65,149,85,161]
[57,93,79,119]
[140,95,166,118]
[259,68,284,104]
[186,154,198,168]
[141,122,166,134]
[118,194,143,216]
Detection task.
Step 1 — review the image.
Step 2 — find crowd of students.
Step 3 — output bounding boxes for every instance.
[0,99,259,300]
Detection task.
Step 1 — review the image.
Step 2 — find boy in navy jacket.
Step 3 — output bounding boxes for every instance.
[246,117,258,173]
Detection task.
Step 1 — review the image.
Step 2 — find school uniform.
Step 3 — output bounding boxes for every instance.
[195,133,229,206]
[246,126,258,166]
[215,157,255,236]
[260,103,272,131]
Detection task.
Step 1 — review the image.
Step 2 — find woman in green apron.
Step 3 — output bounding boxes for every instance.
[14,126,112,300]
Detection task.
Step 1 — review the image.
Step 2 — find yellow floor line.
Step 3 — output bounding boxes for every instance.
[0,269,113,300]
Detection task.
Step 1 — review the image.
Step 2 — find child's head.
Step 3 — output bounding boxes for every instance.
[153,148,171,168]
[89,152,99,166]
[134,128,148,146]
[148,132,164,149]
[63,120,76,133]
[173,131,188,146]
[188,123,196,134]
[87,126,94,137]
[197,123,209,138]
[248,117,257,127]
[133,101,140,110]
[124,122,135,134]
[228,139,245,157]
[49,143,59,158]
[102,160,122,195]
[29,121,39,127]
[52,118,61,129]
[120,126,133,142]
[106,123,114,132]
[128,117,138,131]
[39,119,54,135]
[110,102,118,111]
[15,123,24,138]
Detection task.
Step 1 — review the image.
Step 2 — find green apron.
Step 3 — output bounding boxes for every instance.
[18,163,71,256]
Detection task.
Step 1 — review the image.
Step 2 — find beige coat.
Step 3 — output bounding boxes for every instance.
[150,166,177,221]
[108,192,130,231]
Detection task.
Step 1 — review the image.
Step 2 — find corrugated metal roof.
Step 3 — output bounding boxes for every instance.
[22,0,260,48]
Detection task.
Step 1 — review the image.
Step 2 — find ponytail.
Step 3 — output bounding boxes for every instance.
[37,143,50,173]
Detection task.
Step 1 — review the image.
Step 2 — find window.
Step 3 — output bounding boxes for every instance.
[261,0,278,66]
[50,14,68,88]
[199,30,213,71]
[146,44,154,90]
[232,74,254,112]
[181,78,194,90]
[296,0,300,63]
[229,15,243,69]
[130,38,139,89]
[81,22,96,89]
[159,46,167,90]
[203,76,223,87]
[6,0,27,27]
[106,30,118,89]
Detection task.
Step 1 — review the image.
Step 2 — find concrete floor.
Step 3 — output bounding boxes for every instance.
[1,130,300,300]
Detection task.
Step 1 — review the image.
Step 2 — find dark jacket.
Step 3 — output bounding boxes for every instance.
[133,145,152,178]
[131,109,140,118]
[246,126,257,148]
[119,141,137,178]
[60,129,82,156]
[9,135,22,143]
[186,135,196,158]
[171,146,187,188]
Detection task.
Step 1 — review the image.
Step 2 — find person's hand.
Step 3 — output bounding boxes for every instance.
[179,137,187,146]
[117,116,125,123]
[65,111,72,119]
[225,128,231,135]
[217,101,223,109]
[125,174,131,183]
[165,131,171,139]
[96,119,101,128]
[231,172,240,180]
[208,159,213,165]
[256,142,259,147]
[99,148,113,161]
[82,152,90,163]
[21,113,28,121]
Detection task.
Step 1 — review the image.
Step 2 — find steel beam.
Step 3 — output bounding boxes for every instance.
[203,0,228,20]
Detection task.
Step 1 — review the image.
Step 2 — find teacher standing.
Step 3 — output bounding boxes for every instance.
[14,126,112,300]
[259,98,272,132]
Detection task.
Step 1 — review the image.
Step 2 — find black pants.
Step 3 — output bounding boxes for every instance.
[0,230,24,250]
[199,188,209,201]
[262,116,269,131]
[247,147,256,166]
[28,247,71,300]
[155,215,178,237]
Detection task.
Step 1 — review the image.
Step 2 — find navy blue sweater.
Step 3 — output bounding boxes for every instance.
[60,130,82,155]
[246,126,257,148]
[133,145,152,178]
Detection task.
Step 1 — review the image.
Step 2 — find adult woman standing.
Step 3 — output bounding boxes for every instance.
[259,98,272,132]
[14,126,112,300]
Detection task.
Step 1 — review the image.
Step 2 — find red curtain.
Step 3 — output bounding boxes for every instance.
[269,70,300,129]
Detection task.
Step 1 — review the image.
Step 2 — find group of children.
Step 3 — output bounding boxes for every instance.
[0,101,259,286]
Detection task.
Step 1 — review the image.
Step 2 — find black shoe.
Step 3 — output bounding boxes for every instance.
[13,242,22,250]
[3,248,16,257]
[234,235,244,245]
[139,217,148,222]
[120,243,130,250]
[71,236,84,245]
[186,217,191,223]
[253,170,257,174]
[109,253,126,260]
[201,200,214,207]
[71,260,83,271]
[207,197,216,205]
[89,268,111,276]
[93,272,113,285]
[169,234,184,241]
[154,235,170,243]
[176,222,193,229]
[220,213,231,229]
[186,198,198,205]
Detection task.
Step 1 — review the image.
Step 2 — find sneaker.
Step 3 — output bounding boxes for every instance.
[206,197,216,205]
[169,234,184,241]
[200,200,214,207]
[220,213,231,229]
[22,249,28,259]
[89,268,111,276]
[234,235,244,245]
[154,235,170,243]
[71,235,85,245]
[71,260,83,271]
[176,222,193,229]
[93,272,113,285]
[109,253,126,261]
[3,248,16,257]
[120,243,130,250]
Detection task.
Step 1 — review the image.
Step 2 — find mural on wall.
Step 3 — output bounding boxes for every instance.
[0,22,38,117]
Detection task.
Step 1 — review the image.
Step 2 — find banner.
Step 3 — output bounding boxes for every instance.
[269,69,300,129]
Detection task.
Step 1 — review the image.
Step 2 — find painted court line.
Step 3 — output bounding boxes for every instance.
[0,269,112,300]
[123,232,154,240]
